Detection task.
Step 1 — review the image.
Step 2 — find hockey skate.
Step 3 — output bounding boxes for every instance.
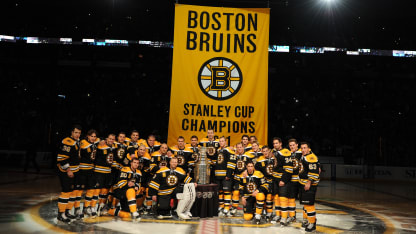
[57,212,71,224]
[280,217,288,226]
[65,210,77,220]
[287,216,296,223]
[305,222,316,232]
[131,212,141,222]
[74,208,84,220]
[83,207,92,217]
[254,214,261,224]
[271,215,281,224]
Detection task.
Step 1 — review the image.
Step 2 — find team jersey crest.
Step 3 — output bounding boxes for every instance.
[166,174,178,186]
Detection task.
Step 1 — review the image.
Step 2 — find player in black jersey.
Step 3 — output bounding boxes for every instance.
[56,125,81,223]
[299,142,320,232]
[170,136,193,175]
[215,137,236,217]
[255,146,277,222]
[94,133,117,217]
[288,138,302,223]
[238,161,268,224]
[108,157,142,221]
[186,135,200,179]
[143,134,161,155]
[149,157,194,219]
[231,143,254,215]
[78,129,99,218]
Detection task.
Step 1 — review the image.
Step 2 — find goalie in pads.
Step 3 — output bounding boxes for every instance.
[176,183,196,220]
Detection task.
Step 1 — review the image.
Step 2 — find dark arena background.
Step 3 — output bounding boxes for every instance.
[0,0,415,233]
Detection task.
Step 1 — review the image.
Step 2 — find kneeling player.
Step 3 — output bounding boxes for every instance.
[108,157,142,221]
[239,162,268,224]
[149,157,196,219]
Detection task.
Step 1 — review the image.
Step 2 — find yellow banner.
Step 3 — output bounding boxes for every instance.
[168,4,269,146]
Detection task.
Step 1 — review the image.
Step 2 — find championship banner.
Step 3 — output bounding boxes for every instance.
[168,4,269,146]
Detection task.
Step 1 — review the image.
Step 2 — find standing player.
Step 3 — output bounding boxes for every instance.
[142,134,161,155]
[170,136,193,175]
[299,142,320,232]
[271,137,283,223]
[126,130,145,155]
[249,136,263,149]
[56,125,81,223]
[115,132,130,167]
[247,142,263,161]
[275,143,294,225]
[241,135,252,152]
[78,129,99,218]
[186,135,200,154]
[199,129,220,182]
[255,146,277,221]
[231,143,254,215]
[288,138,302,222]
[186,135,200,179]
[94,134,117,216]
[215,137,236,217]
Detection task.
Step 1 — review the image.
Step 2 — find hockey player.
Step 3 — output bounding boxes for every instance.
[186,135,200,154]
[247,142,263,161]
[78,129,99,218]
[170,136,193,175]
[231,143,254,215]
[298,142,320,232]
[116,132,130,167]
[106,132,129,210]
[271,137,283,223]
[241,135,252,152]
[108,157,142,221]
[238,161,268,224]
[126,130,145,155]
[149,157,195,219]
[186,135,200,179]
[288,138,302,222]
[132,144,151,212]
[142,134,161,155]
[274,141,294,225]
[199,129,219,160]
[94,134,117,216]
[149,143,172,174]
[255,146,277,222]
[215,137,236,217]
[147,143,172,213]
[56,125,81,223]
[199,129,219,182]
[249,136,263,149]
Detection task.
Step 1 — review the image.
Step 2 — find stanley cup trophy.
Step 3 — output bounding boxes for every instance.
[194,146,211,184]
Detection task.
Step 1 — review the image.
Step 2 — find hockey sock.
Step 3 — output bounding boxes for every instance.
[58,192,70,213]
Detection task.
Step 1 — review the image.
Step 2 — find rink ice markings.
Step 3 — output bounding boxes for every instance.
[200,219,219,234]
[318,200,396,234]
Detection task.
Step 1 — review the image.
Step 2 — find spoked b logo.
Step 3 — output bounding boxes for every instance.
[198,57,243,100]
